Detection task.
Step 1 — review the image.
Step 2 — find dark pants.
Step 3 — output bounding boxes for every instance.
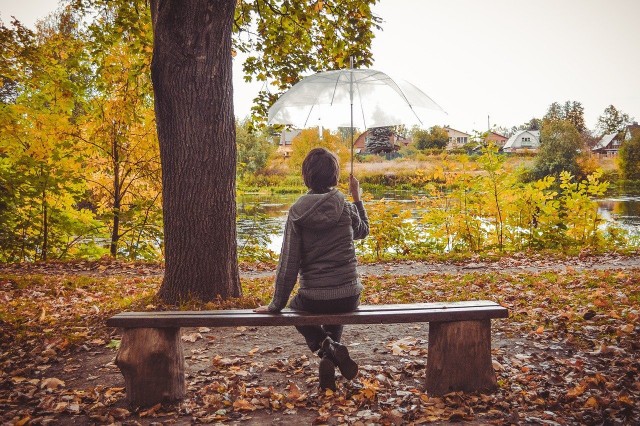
[289,293,360,353]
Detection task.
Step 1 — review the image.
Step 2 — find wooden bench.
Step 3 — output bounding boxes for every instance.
[107,300,508,406]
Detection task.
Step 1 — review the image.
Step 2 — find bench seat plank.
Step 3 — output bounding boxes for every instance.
[107,301,507,328]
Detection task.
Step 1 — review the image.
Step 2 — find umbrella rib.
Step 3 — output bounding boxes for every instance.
[383,76,424,126]
[303,103,316,128]
[329,71,342,106]
[353,77,368,130]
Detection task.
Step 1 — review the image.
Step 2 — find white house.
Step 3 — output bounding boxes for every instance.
[444,126,471,149]
[503,130,541,152]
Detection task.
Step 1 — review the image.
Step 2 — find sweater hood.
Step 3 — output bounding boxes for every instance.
[289,189,345,230]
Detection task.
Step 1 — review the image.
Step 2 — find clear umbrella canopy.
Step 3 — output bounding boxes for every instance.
[267,68,446,130]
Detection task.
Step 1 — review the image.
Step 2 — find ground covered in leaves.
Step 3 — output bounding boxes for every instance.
[1,253,639,425]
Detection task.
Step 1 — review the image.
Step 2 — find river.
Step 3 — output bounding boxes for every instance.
[237,191,640,254]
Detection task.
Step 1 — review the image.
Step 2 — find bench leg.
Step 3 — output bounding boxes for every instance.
[425,319,497,395]
[115,327,185,406]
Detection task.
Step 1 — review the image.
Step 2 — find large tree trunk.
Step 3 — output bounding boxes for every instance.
[150,0,241,303]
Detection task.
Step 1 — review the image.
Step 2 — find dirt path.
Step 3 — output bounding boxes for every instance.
[2,252,639,279]
[357,252,640,277]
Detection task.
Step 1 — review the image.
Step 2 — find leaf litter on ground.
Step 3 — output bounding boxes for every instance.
[0,255,638,424]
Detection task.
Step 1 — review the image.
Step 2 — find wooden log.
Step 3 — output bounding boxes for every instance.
[115,327,185,406]
[425,320,497,395]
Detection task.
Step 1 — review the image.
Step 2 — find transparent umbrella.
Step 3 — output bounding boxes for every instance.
[268,64,446,173]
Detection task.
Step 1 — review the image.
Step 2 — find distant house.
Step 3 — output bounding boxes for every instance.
[353,129,411,153]
[485,131,508,148]
[503,130,541,152]
[624,122,640,141]
[276,129,301,157]
[592,122,640,157]
[592,133,621,157]
[445,127,471,149]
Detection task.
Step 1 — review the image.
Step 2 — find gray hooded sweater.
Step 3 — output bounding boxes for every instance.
[267,189,369,312]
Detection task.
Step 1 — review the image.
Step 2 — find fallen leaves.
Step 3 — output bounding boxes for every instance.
[1,260,640,424]
[181,332,202,342]
[40,377,65,390]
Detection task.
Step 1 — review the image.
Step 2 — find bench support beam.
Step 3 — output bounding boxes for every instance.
[115,327,185,406]
[426,319,497,395]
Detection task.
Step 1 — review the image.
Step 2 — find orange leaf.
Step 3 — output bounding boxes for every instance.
[287,382,301,400]
[566,384,585,399]
[618,395,634,407]
[233,398,256,411]
[584,396,598,408]
[139,403,161,417]
[594,298,609,308]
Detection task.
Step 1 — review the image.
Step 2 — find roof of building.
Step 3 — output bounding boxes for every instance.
[503,130,540,149]
[486,131,508,139]
[592,133,618,151]
[444,126,471,136]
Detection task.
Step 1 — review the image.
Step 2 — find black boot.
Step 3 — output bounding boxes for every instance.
[321,337,358,380]
[318,355,336,391]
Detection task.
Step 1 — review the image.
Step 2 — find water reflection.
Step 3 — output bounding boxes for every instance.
[236,192,640,253]
[237,193,297,253]
[597,196,640,236]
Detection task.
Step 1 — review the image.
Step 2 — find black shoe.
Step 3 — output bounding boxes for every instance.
[318,356,336,391]
[322,337,358,380]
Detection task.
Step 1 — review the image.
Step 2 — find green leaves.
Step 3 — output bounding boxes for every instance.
[353,152,630,260]
[233,0,382,124]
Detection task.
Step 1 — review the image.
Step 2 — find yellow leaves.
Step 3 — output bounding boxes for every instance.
[354,378,381,401]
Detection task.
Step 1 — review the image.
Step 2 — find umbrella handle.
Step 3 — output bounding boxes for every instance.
[350,56,354,178]
[350,135,354,176]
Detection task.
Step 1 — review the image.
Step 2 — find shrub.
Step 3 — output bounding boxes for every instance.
[618,132,640,180]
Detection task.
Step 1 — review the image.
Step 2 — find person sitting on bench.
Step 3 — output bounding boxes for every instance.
[254,147,370,391]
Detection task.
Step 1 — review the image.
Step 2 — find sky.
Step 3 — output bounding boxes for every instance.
[2,0,639,134]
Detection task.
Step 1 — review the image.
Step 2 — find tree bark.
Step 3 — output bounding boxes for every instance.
[110,126,120,258]
[426,320,498,395]
[41,187,48,261]
[150,0,241,303]
[115,327,185,407]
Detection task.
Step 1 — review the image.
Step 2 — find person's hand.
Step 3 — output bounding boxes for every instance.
[253,305,270,313]
[349,174,361,202]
